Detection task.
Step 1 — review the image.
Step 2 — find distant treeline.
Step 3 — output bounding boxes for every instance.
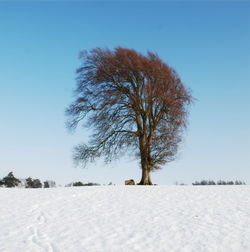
[0,171,102,188]
[192,180,246,186]
[67,181,101,187]
[0,172,56,188]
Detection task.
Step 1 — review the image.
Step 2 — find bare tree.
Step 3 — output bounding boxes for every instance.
[66,47,192,185]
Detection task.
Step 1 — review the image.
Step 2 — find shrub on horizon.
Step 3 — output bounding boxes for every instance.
[73,181,84,186]
[72,181,100,186]
[26,177,42,188]
[1,172,20,187]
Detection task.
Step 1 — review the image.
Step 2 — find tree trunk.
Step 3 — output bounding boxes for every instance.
[138,168,152,185]
[138,128,153,185]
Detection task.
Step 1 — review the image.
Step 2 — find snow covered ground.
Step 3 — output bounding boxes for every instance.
[0,185,249,252]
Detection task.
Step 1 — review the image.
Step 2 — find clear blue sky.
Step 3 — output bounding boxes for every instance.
[0,2,249,185]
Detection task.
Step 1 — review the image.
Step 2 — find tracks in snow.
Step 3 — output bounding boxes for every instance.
[28,205,59,252]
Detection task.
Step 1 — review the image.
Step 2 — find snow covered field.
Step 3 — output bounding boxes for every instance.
[0,186,249,252]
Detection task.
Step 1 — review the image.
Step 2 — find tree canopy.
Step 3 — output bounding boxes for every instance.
[2,172,20,187]
[66,47,192,184]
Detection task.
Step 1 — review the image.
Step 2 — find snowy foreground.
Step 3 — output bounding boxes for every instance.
[0,186,250,252]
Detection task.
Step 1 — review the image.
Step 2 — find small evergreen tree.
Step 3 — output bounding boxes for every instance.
[33,179,42,188]
[26,177,42,188]
[2,172,20,187]
[26,177,34,188]
[44,181,49,188]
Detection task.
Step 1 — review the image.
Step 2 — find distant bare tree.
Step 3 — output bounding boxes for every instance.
[66,47,192,185]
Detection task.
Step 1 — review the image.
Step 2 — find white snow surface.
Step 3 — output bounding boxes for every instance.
[0,186,250,252]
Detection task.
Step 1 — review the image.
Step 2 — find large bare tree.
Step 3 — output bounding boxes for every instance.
[66,47,192,185]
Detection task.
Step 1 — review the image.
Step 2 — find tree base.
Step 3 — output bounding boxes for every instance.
[137,181,153,185]
[138,168,153,185]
